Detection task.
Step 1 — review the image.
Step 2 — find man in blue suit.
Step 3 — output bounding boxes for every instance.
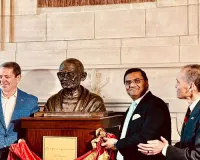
[0,62,39,159]
[138,64,200,160]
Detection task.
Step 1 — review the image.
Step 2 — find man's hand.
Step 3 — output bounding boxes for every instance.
[101,138,118,150]
[137,136,168,155]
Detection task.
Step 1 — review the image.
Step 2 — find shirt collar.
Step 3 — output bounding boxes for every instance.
[134,90,149,105]
[1,89,18,99]
[189,97,200,112]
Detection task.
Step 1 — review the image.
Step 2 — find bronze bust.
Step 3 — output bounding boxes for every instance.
[44,58,106,112]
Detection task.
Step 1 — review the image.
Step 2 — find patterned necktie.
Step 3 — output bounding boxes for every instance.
[117,101,137,160]
[181,107,191,135]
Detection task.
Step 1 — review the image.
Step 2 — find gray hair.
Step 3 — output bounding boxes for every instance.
[182,64,200,92]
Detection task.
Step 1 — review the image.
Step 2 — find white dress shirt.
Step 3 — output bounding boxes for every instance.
[117,90,149,160]
[162,97,200,156]
[1,90,17,128]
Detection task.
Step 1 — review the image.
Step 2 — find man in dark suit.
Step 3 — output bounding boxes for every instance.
[138,64,200,160]
[101,68,171,160]
[0,62,39,159]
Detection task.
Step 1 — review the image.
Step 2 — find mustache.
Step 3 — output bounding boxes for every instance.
[128,86,140,89]
[61,80,74,83]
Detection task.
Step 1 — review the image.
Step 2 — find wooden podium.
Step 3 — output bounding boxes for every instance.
[21,115,123,158]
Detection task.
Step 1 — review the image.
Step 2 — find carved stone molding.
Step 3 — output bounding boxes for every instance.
[38,0,155,8]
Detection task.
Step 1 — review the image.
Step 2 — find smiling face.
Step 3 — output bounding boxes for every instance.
[124,71,148,100]
[175,70,191,99]
[0,67,21,93]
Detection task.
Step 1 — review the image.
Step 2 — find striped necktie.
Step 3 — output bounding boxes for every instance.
[117,101,137,160]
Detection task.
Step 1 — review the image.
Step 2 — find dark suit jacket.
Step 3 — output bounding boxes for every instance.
[0,88,39,149]
[116,91,171,160]
[166,100,200,160]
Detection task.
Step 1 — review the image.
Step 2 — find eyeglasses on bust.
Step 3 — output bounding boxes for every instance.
[57,72,75,79]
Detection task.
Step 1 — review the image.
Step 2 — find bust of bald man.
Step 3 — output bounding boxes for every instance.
[44,58,106,112]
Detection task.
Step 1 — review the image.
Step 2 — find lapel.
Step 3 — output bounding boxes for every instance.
[181,100,200,143]
[133,91,153,115]
[0,90,6,130]
[7,89,25,131]
[125,91,153,133]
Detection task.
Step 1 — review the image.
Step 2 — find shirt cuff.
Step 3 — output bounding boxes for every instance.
[161,144,169,156]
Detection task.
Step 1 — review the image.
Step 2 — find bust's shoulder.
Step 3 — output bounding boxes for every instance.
[81,86,105,111]
[89,92,104,102]
[46,89,63,101]
[81,86,104,102]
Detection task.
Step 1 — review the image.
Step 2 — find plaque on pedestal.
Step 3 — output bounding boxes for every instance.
[43,136,77,160]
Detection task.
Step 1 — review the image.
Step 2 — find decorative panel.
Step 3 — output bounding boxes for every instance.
[38,0,155,7]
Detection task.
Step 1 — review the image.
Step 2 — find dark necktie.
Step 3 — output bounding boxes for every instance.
[184,107,191,125]
[181,107,191,135]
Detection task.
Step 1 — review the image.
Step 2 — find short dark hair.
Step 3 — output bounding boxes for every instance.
[124,68,148,83]
[0,62,21,77]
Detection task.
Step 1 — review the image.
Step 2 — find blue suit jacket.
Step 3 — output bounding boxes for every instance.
[166,100,200,160]
[0,88,39,149]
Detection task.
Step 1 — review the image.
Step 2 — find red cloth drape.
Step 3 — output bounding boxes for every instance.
[76,128,116,160]
[7,139,41,160]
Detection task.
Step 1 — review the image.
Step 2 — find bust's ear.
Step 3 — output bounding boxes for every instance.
[81,72,87,81]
